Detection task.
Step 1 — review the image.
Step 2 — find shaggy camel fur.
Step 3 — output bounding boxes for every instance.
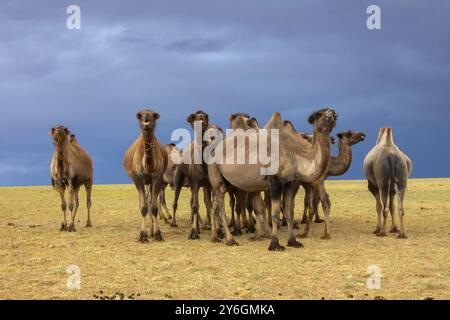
[50,126,93,231]
[208,109,337,250]
[171,110,215,240]
[363,127,412,238]
[299,130,366,239]
[124,109,168,243]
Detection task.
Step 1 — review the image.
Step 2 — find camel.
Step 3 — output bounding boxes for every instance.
[208,109,337,250]
[123,109,168,243]
[157,143,180,224]
[363,127,412,238]
[298,130,366,239]
[50,126,93,231]
[171,110,215,240]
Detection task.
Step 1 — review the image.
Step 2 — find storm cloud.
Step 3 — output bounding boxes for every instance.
[0,0,449,186]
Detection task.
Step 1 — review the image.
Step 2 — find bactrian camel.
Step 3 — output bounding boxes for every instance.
[208,109,337,251]
[363,127,412,238]
[50,126,93,231]
[298,130,366,239]
[124,109,168,243]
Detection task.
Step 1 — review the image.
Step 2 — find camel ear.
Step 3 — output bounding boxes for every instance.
[153,112,160,120]
[49,128,55,136]
[337,132,343,139]
[136,112,143,120]
[186,113,195,124]
[64,128,70,135]
[330,137,336,144]
[308,111,320,124]
[229,114,237,121]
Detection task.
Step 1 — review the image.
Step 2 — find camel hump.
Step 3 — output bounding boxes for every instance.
[264,112,282,130]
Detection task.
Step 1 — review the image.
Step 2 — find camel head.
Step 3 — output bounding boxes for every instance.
[308,108,337,135]
[164,143,180,171]
[336,130,366,146]
[187,110,209,131]
[137,109,160,132]
[50,125,70,144]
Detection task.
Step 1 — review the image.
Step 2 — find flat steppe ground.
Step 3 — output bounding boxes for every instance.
[0,179,449,300]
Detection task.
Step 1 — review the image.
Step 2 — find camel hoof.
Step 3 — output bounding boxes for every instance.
[390,226,400,233]
[314,218,324,224]
[231,228,243,236]
[139,231,149,243]
[321,233,331,240]
[287,238,304,248]
[188,228,200,240]
[85,221,92,228]
[268,237,285,251]
[293,222,300,230]
[245,226,256,234]
[60,223,68,231]
[376,231,387,237]
[68,224,76,232]
[226,239,239,246]
[298,233,308,239]
[300,218,307,224]
[397,233,408,239]
[170,222,178,228]
[373,228,381,234]
[281,219,288,227]
[153,230,164,242]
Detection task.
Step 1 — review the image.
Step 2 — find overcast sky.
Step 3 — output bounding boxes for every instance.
[0,0,449,186]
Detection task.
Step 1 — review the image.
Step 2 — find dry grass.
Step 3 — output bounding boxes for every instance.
[0,178,449,300]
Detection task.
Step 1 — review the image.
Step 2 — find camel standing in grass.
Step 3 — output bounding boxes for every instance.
[50,126,93,231]
[171,110,215,239]
[124,109,168,242]
[363,127,412,238]
[208,109,337,250]
[298,130,366,239]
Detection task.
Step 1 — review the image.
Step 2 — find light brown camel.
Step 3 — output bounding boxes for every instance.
[363,127,412,238]
[123,109,168,242]
[157,143,179,224]
[298,130,366,239]
[208,109,337,250]
[171,110,214,240]
[50,126,93,231]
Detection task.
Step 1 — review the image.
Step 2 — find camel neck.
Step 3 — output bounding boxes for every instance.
[142,130,156,171]
[328,140,352,176]
[54,139,70,179]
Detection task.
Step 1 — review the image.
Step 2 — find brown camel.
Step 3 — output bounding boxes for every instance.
[171,110,214,240]
[363,127,412,238]
[123,109,168,243]
[208,109,337,250]
[50,126,93,231]
[298,130,366,239]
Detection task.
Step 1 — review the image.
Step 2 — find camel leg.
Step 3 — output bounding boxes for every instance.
[210,194,222,243]
[84,182,92,227]
[264,191,272,227]
[299,184,318,238]
[188,184,201,240]
[67,184,80,232]
[389,190,399,233]
[267,177,284,251]
[396,187,408,239]
[301,184,311,224]
[284,183,303,248]
[171,170,183,228]
[57,185,68,231]
[228,190,236,228]
[377,179,389,237]
[135,181,150,242]
[368,182,382,235]
[216,188,238,246]
[318,185,331,239]
[202,186,212,229]
[158,187,171,224]
[150,177,164,241]
[245,194,256,233]
[232,191,245,236]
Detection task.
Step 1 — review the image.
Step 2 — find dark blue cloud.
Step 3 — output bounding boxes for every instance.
[0,0,449,186]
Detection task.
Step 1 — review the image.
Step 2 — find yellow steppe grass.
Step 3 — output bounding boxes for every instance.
[0,179,449,300]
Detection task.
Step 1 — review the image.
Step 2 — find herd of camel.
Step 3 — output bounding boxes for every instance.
[49,108,412,251]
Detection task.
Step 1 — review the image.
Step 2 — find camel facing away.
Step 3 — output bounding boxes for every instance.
[298,130,366,239]
[363,127,412,238]
[50,126,93,231]
[208,109,337,251]
[123,109,168,243]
